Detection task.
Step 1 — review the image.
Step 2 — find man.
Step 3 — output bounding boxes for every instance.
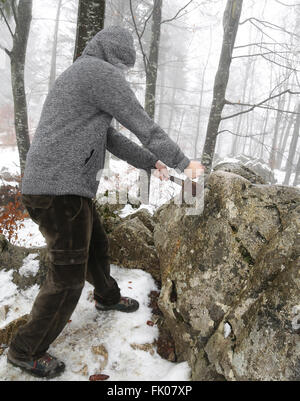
[7,26,204,378]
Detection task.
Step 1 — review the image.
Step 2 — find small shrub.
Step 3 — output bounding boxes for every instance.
[0,185,28,244]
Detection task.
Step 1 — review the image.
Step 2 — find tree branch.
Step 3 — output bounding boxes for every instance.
[11,0,19,29]
[160,0,193,24]
[0,42,11,57]
[234,41,287,49]
[222,90,300,120]
[140,7,154,38]
[260,53,300,72]
[239,17,300,39]
[232,50,299,60]
[217,129,270,138]
[0,6,14,38]
[129,0,149,72]
[274,0,300,6]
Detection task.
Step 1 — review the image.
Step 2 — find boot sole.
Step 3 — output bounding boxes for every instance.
[95,302,139,313]
[7,357,65,379]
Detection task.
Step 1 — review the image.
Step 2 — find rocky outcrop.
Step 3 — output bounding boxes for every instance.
[0,234,48,290]
[108,210,160,282]
[1,173,298,380]
[213,155,276,184]
[153,171,300,381]
[94,191,160,282]
[213,162,267,184]
[0,314,29,346]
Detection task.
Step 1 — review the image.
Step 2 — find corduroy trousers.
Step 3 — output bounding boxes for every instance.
[9,194,120,361]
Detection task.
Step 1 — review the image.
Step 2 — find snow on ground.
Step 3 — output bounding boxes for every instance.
[1,145,298,381]
[0,146,190,380]
[0,261,191,381]
[0,146,20,177]
[3,218,46,248]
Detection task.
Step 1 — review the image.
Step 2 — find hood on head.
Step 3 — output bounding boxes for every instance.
[81,25,136,69]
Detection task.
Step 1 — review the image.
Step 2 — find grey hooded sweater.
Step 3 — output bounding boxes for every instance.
[21,25,191,198]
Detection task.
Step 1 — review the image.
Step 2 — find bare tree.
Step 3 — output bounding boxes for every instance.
[269,93,285,169]
[194,27,212,159]
[0,0,32,175]
[49,0,63,91]
[276,103,296,169]
[201,0,243,171]
[293,151,300,186]
[283,102,300,185]
[73,0,106,62]
[144,0,162,119]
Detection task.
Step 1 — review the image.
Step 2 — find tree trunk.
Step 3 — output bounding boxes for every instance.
[194,28,212,159]
[144,0,162,119]
[201,0,243,171]
[49,0,63,91]
[167,66,179,137]
[231,58,252,156]
[140,0,162,203]
[73,0,106,62]
[258,109,270,160]
[269,95,284,170]
[292,152,300,186]
[276,108,295,170]
[275,88,292,167]
[10,0,32,176]
[283,103,300,185]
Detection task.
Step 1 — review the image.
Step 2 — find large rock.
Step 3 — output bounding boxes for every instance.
[108,214,160,282]
[93,191,160,281]
[213,155,276,184]
[154,171,300,381]
[94,190,141,233]
[0,314,29,346]
[0,234,49,290]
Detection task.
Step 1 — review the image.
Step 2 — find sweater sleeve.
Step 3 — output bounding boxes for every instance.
[106,126,158,172]
[90,65,191,172]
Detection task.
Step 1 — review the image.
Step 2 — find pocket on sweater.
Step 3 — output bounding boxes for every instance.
[82,147,103,185]
[83,148,98,170]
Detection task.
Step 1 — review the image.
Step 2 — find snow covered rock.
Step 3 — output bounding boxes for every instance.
[213,155,276,185]
[154,170,300,381]
[0,235,48,290]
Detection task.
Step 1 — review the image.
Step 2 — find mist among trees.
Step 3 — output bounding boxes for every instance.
[0,0,299,186]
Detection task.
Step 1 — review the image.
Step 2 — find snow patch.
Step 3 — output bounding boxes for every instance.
[224,322,232,338]
[0,270,17,307]
[0,264,191,381]
[19,254,40,277]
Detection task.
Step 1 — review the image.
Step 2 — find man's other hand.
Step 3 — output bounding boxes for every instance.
[184,160,205,179]
[153,160,170,181]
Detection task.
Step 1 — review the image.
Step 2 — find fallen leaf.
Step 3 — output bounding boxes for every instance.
[91,344,108,371]
[130,343,155,355]
[89,374,110,381]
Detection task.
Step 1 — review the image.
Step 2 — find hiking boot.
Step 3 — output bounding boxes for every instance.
[95,296,139,313]
[7,352,65,378]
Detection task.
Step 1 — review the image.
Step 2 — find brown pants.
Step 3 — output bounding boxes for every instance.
[9,194,120,361]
